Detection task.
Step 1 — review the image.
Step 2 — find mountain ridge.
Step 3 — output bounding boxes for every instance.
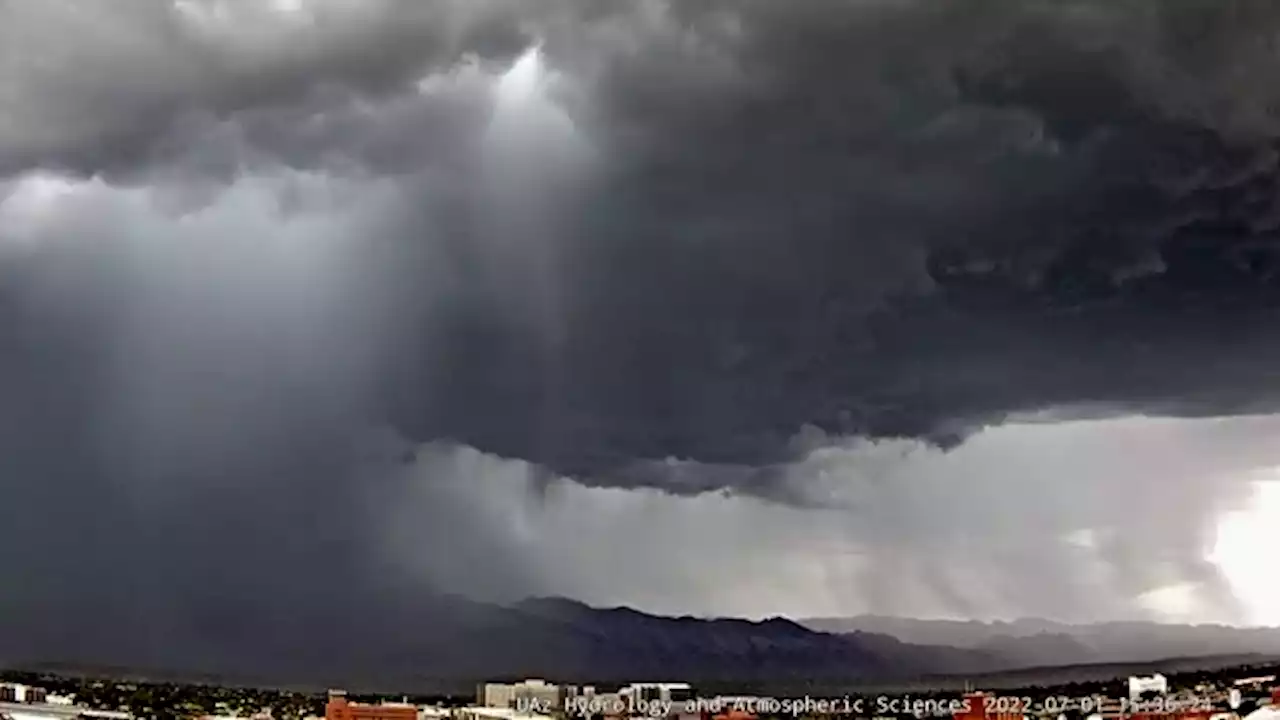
[0,595,998,693]
[9,598,1280,694]
[800,614,1280,668]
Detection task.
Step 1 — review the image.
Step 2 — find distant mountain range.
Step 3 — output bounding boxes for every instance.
[800,615,1280,669]
[1,596,996,693]
[482,598,1007,687]
[7,598,1280,694]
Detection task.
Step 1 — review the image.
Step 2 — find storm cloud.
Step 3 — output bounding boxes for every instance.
[14,0,1280,479]
[3,0,1280,669]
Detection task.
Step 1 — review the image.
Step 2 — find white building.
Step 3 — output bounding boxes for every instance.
[562,684,692,719]
[1128,674,1169,702]
[0,685,47,705]
[0,702,130,720]
[619,684,693,705]
[479,685,514,710]
[457,707,553,720]
[564,693,625,718]
[621,683,698,718]
[478,680,561,712]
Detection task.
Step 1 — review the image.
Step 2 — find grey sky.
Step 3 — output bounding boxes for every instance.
[3,0,1280,670]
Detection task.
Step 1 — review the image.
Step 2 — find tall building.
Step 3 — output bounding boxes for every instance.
[478,685,515,710]
[477,680,562,712]
[326,690,417,720]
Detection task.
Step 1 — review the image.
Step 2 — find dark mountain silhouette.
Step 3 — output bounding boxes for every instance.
[5,596,1006,693]
[464,597,1007,685]
[13,599,1279,694]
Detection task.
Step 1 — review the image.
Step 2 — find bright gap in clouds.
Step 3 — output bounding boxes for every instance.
[1211,477,1280,627]
[0,172,88,251]
[3,172,79,216]
[386,415,1280,623]
[497,45,544,106]
[269,0,305,13]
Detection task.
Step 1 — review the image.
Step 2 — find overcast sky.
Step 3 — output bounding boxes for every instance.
[4,0,1280,667]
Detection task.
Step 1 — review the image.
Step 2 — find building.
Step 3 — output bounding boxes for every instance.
[616,684,698,720]
[476,681,562,712]
[0,686,47,705]
[1129,676,1170,703]
[478,685,514,710]
[326,690,417,720]
[0,701,129,720]
[456,707,552,720]
[565,691,626,719]
[619,684,693,705]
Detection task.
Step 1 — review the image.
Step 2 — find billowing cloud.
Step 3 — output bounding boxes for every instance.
[386,414,1280,626]
[4,0,1280,671]
[23,0,1276,481]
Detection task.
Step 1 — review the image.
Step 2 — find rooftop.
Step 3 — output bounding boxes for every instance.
[0,702,130,720]
[458,706,553,720]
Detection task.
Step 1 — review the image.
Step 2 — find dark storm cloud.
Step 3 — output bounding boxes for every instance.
[372,0,1280,485]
